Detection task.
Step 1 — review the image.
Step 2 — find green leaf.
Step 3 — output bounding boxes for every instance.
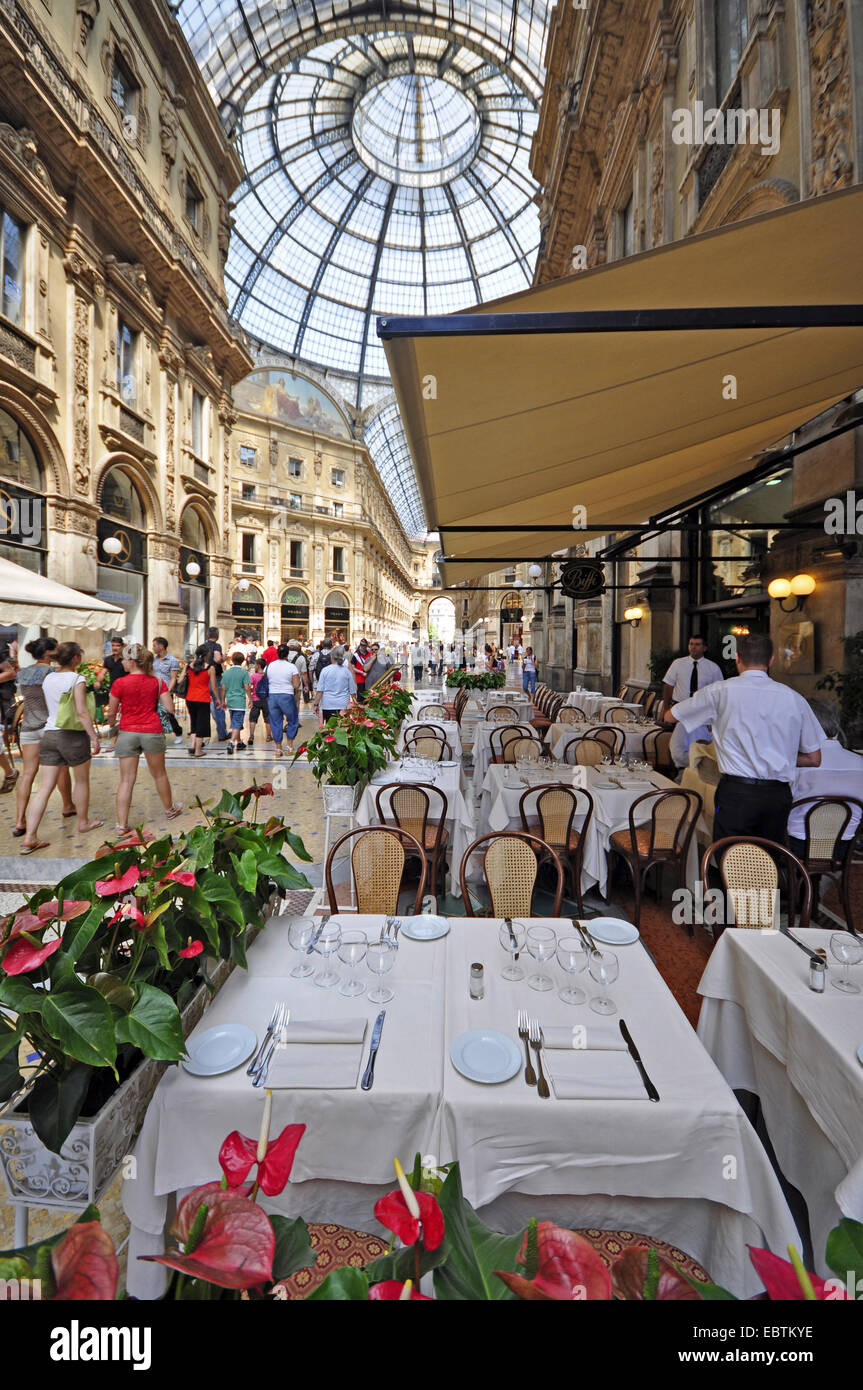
[58,900,111,969]
[826,1218,863,1284]
[0,1256,33,1281]
[284,831,313,862]
[305,1267,369,1301]
[214,789,244,820]
[27,1063,94,1154]
[115,984,185,1059]
[364,1239,445,1286]
[0,976,45,1015]
[198,874,245,927]
[230,932,248,971]
[433,1164,523,1301]
[231,849,258,895]
[148,918,171,972]
[643,1245,660,1300]
[41,987,117,1070]
[674,1265,737,1300]
[0,1045,22,1102]
[270,1216,315,1281]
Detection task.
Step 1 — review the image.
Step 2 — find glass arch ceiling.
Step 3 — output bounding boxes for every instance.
[177,5,550,536]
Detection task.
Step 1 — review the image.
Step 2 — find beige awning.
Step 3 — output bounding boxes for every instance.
[0,557,125,631]
[382,186,863,586]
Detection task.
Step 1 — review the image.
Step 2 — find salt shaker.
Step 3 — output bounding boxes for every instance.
[808,953,826,993]
[469,962,485,1000]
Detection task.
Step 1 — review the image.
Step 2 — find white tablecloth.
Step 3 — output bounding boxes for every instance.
[125,915,798,1299]
[478,763,699,897]
[697,927,863,1274]
[565,692,620,714]
[408,694,450,720]
[357,762,475,898]
[397,720,463,760]
[468,695,535,723]
[472,721,539,784]
[549,722,661,760]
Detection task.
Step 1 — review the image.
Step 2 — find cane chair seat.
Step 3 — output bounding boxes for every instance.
[324,826,426,916]
[700,837,812,937]
[609,825,654,857]
[459,832,564,917]
[486,705,519,723]
[416,703,448,719]
[404,734,450,761]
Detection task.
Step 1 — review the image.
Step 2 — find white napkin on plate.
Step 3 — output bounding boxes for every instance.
[265,1017,367,1090]
[545,1049,647,1100]
[541,1022,627,1051]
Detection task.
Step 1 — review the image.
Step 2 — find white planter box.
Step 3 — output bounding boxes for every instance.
[321,783,363,815]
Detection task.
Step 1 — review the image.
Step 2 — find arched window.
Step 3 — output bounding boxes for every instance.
[0,408,46,590]
[0,407,43,492]
[281,586,309,643]
[97,467,147,641]
[100,467,146,529]
[179,506,211,656]
[324,589,349,643]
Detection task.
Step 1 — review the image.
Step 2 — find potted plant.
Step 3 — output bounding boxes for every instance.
[444,670,506,691]
[294,706,397,815]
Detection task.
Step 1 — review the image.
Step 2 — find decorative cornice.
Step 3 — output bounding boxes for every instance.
[0,121,65,219]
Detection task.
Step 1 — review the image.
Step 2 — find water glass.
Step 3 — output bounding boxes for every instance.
[367,936,397,1003]
[313,920,342,989]
[589,950,619,1014]
[498,919,526,981]
[829,931,863,993]
[526,925,557,992]
[556,936,588,1005]
[337,928,368,997]
[288,918,315,979]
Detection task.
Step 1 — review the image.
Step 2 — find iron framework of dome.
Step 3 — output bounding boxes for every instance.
[177,3,552,536]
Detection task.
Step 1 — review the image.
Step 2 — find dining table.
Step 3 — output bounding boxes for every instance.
[697,925,863,1276]
[472,721,539,785]
[477,760,700,897]
[355,758,476,898]
[468,694,535,724]
[122,913,800,1300]
[548,720,662,760]
[564,693,643,719]
[397,719,463,760]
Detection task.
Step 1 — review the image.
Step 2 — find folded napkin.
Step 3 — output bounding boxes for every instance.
[545,1049,647,1101]
[265,1017,367,1090]
[541,1022,627,1051]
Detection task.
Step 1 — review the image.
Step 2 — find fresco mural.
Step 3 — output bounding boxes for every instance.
[233,369,351,439]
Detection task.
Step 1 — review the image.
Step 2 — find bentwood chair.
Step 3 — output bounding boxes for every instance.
[642,727,675,778]
[558,707,584,726]
[561,735,604,767]
[403,733,451,761]
[416,703,448,720]
[608,789,702,929]
[788,796,862,933]
[606,706,633,725]
[375,782,449,899]
[325,826,427,915]
[489,724,524,764]
[587,725,624,760]
[508,736,541,762]
[459,832,564,918]
[699,837,812,940]
[486,705,519,723]
[519,785,594,915]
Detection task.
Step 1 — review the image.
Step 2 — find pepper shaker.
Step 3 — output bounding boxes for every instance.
[469,962,484,1000]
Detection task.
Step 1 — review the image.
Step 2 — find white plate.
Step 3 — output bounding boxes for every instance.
[585,916,640,946]
[400,915,451,941]
[182,1024,257,1077]
[451,1029,522,1084]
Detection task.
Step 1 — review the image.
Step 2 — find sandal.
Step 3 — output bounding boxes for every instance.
[1,774,17,794]
[12,826,26,837]
[114,827,131,836]
[79,819,105,834]
[62,809,77,818]
[166,803,184,820]
[20,840,50,855]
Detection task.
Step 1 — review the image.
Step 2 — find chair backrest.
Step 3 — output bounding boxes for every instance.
[509,736,540,762]
[521,784,594,847]
[700,836,812,930]
[558,707,582,725]
[625,789,702,859]
[642,692,659,719]
[589,725,624,759]
[487,705,518,723]
[325,826,427,915]
[546,695,565,722]
[563,737,603,766]
[617,683,627,699]
[417,704,447,719]
[606,706,631,725]
[459,831,563,917]
[376,781,448,853]
[790,796,863,864]
[404,734,450,761]
[490,725,523,762]
[407,722,446,741]
[643,727,673,768]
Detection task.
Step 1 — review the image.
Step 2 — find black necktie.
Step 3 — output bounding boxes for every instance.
[690,661,699,697]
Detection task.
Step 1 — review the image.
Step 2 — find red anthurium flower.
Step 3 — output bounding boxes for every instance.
[495,1223,612,1301]
[36,899,90,924]
[611,1246,702,1301]
[4,910,44,939]
[109,830,154,849]
[179,939,204,958]
[296,745,307,755]
[747,1246,851,1301]
[1,934,61,975]
[373,1189,445,1251]
[391,672,401,681]
[142,1181,275,1290]
[107,898,147,931]
[368,1281,434,1301]
[95,866,140,896]
[240,784,274,798]
[162,869,196,888]
[51,1221,119,1300]
[219,1123,306,1197]
[324,735,335,743]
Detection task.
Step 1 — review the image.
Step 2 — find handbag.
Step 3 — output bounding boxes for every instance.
[175,668,189,699]
[56,682,96,731]
[155,679,173,734]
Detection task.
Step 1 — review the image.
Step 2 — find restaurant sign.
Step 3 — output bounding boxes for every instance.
[559,559,606,600]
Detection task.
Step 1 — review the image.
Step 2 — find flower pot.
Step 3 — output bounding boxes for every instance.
[321,782,363,815]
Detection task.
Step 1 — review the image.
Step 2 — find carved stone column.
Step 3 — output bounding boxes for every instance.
[64,249,104,502]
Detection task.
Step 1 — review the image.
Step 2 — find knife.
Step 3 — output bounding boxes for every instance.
[306,912,330,954]
[504,917,519,961]
[619,1019,660,1102]
[360,1010,386,1091]
[780,925,818,960]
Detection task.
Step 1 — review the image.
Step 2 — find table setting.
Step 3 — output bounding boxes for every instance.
[471,720,539,783]
[397,719,463,759]
[549,719,662,760]
[355,759,476,897]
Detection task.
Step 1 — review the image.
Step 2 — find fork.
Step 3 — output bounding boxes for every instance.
[385,916,401,941]
[250,1001,286,1079]
[247,1001,282,1076]
[254,1012,288,1089]
[517,1009,536,1087]
[529,1020,550,1099]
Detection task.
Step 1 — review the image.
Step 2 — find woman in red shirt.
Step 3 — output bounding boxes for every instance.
[106,643,183,834]
[183,643,220,758]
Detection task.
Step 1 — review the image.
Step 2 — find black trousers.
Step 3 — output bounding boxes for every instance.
[713,775,792,845]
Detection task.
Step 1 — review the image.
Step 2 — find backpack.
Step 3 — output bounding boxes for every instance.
[256,670,269,701]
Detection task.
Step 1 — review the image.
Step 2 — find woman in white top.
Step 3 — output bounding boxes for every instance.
[313,647,355,722]
[22,641,103,853]
[266,644,301,756]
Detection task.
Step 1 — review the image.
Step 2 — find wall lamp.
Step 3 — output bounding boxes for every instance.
[767,574,815,611]
[185,559,201,580]
[623,606,643,627]
[101,536,123,557]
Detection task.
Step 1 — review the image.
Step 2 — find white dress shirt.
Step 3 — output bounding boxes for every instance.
[673,669,824,783]
[663,655,724,702]
[788,739,863,840]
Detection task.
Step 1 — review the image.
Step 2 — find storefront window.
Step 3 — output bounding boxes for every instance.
[98,467,147,647]
[281,586,309,642]
[180,507,210,654]
[700,469,792,607]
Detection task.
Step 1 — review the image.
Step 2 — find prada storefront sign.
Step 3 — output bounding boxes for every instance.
[559,559,606,601]
[233,600,264,619]
[98,518,145,572]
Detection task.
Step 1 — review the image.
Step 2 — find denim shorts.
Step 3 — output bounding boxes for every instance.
[229,708,246,730]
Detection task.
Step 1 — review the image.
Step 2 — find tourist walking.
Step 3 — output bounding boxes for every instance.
[106,643,183,833]
[183,644,220,758]
[314,646,354,723]
[248,658,271,745]
[14,638,76,835]
[152,636,184,746]
[204,626,227,741]
[222,650,251,753]
[22,642,103,853]
[267,644,301,756]
[522,646,538,696]
[0,630,19,793]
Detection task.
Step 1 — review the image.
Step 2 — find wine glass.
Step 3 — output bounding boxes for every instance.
[589,950,619,1014]
[526,925,556,992]
[367,936,397,1003]
[557,936,588,1005]
[288,918,315,979]
[829,931,863,993]
[498,919,526,981]
[313,920,342,989]
[337,928,367,997]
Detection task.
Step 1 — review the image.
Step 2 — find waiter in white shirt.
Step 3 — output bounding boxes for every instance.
[787,697,863,861]
[666,632,823,843]
[661,635,724,768]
